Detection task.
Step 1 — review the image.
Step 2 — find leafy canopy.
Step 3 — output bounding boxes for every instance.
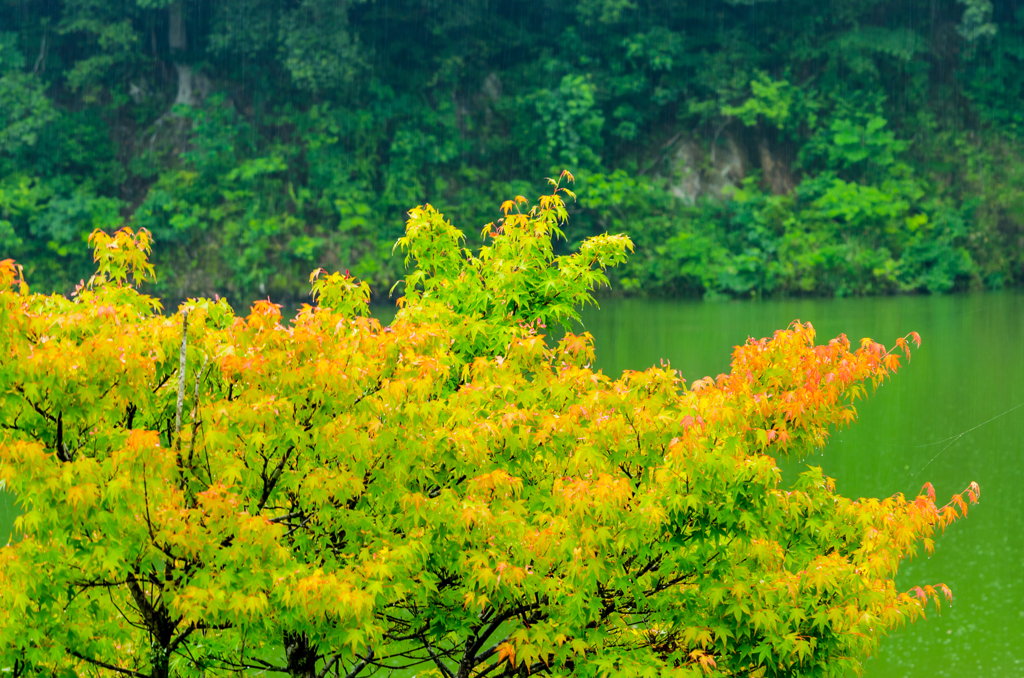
[4,0,1022,301]
[0,181,978,678]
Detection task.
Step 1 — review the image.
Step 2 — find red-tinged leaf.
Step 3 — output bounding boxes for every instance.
[497,643,516,667]
[952,494,968,515]
[884,353,901,372]
[939,505,957,530]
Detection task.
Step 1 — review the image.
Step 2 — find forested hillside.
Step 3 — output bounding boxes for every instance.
[1,0,1021,304]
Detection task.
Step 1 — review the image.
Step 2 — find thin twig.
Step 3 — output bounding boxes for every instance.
[174,309,189,449]
[343,651,374,678]
[187,356,208,468]
[422,640,454,678]
[268,511,304,524]
[68,650,147,678]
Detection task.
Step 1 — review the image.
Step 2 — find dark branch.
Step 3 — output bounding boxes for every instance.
[68,650,147,678]
[422,640,454,678]
[256,447,292,512]
[342,650,374,678]
[269,511,304,524]
[316,654,341,678]
[211,658,289,674]
[471,636,509,668]
[469,603,540,663]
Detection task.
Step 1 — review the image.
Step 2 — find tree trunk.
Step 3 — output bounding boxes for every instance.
[150,645,171,678]
[285,632,319,678]
[126,575,176,678]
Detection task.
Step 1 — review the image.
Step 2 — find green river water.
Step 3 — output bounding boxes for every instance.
[580,292,1024,678]
[1,291,1020,676]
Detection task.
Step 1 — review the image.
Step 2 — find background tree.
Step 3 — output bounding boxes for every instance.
[1,0,1023,302]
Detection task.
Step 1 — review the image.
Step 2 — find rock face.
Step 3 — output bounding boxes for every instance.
[664,128,794,203]
[667,133,747,204]
[757,137,795,195]
[173,64,211,108]
[167,0,210,110]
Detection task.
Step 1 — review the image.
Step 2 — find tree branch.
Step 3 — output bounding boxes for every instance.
[269,511,304,524]
[68,650,147,678]
[175,309,189,449]
[256,447,292,512]
[473,656,508,678]
[422,639,454,678]
[213,658,289,674]
[168,620,232,654]
[469,602,539,662]
[341,650,374,678]
[316,654,341,678]
[471,636,509,668]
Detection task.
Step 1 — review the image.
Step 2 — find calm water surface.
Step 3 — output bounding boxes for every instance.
[580,292,1024,678]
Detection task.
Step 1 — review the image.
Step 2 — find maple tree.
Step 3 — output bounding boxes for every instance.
[0,174,979,678]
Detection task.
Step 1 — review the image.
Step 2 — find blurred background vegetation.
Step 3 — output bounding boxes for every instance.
[1,0,1022,306]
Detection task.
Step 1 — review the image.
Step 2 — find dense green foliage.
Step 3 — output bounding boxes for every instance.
[1,0,1023,303]
[0,185,979,678]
